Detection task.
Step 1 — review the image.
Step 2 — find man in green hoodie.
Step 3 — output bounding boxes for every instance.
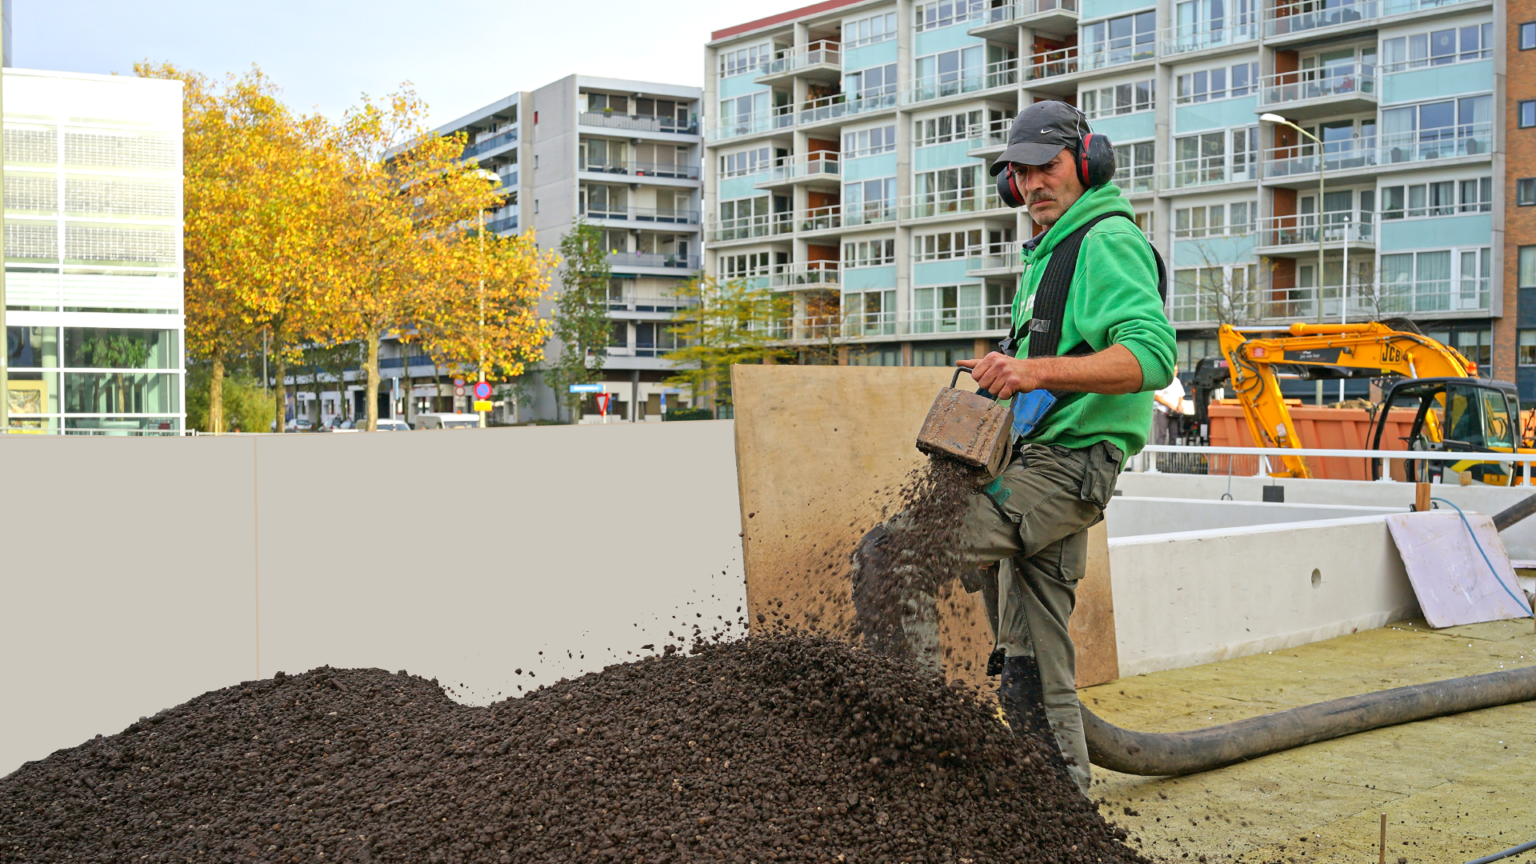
[850,101,1176,796]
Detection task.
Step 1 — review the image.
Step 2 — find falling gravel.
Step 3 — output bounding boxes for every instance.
[0,636,1147,863]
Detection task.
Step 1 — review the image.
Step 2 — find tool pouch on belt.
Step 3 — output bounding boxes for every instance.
[1079,441,1124,509]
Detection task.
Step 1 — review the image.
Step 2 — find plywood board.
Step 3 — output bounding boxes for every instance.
[731,364,1119,688]
[1385,511,1532,627]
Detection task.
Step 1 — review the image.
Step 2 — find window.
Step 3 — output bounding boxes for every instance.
[1459,177,1493,213]
[844,238,896,268]
[844,290,897,337]
[719,42,771,77]
[845,63,898,101]
[1522,101,1536,129]
[843,177,897,224]
[1520,332,1536,367]
[1175,62,1259,104]
[913,341,977,367]
[1380,177,1492,218]
[719,251,775,280]
[1381,24,1493,72]
[718,195,770,236]
[913,165,984,212]
[914,111,983,146]
[912,283,986,333]
[1521,247,1536,288]
[1523,22,1536,50]
[1172,126,1257,185]
[1113,140,1156,193]
[1379,247,1490,313]
[1169,0,1257,51]
[1082,11,1157,69]
[1170,265,1258,323]
[845,11,898,47]
[914,0,985,31]
[719,147,771,178]
[1519,179,1536,207]
[1081,78,1155,119]
[845,125,897,157]
[1381,95,1492,160]
[914,229,983,261]
[914,46,985,94]
[718,91,772,134]
[1174,201,1257,238]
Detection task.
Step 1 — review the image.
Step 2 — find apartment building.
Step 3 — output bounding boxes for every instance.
[432,75,703,423]
[703,0,1504,398]
[1508,5,1536,401]
[4,69,187,434]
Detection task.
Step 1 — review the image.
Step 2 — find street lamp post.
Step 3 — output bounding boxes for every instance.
[473,169,499,429]
[1262,113,1326,405]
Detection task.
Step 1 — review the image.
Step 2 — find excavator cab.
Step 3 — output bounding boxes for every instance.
[1368,378,1521,483]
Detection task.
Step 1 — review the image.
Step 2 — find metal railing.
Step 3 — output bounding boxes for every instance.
[902,59,1020,105]
[608,251,700,270]
[763,151,840,183]
[496,170,518,190]
[1164,156,1259,190]
[974,0,1078,27]
[900,189,1006,220]
[707,106,796,141]
[1167,279,1491,325]
[608,294,694,312]
[769,261,840,289]
[1263,0,1379,37]
[759,41,841,78]
[1255,213,1375,249]
[705,211,793,242]
[578,112,698,135]
[965,242,1025,273]
[959,117,1012,151]
[1258,62,1377,107]
[1160,19,1257,55]
[798,90,898,125]
[1025,45,1079,81]
[2,426,183,437]
[581,205,701,225]
[764,303,1018,342]
[1133,444,1536,483]
[1379,122,1493,165]
[1261,138,1379,177]
[1113,164,1157,194]
[463,127,517,159]
[580,160,701,180]
[800,200,898,231]
[485,214,519,233]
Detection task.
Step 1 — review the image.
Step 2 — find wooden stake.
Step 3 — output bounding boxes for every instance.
[1415,482,1431,513]
[1379,812,1387,864]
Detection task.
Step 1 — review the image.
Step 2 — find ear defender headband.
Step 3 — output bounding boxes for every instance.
[995,106,1117,209]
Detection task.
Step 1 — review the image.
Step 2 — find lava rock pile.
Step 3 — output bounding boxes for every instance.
[1,636,1145,863]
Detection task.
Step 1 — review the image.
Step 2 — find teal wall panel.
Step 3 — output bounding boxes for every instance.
[843,152,899,181]
[913,259,974,285]
[913,140,981,172]
[1080,0,1155,21]
[844,265,897,291]
[914,24,984,57]
[844,40,899,71]
[1380,60,1493,106]
[717,74,769,101]
[1089,111,1156,143]
[1173,235,1257,267]
[1174,96,1258,133]
[1379,214,1492,253]
[717,176,768,201]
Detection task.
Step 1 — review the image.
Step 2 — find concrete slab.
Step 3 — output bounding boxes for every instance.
[1087,618,1536,864]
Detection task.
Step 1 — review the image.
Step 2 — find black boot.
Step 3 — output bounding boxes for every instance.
[998,654,1078,785]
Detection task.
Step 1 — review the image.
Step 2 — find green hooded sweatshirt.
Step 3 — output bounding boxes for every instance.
[1008,182,1176,457]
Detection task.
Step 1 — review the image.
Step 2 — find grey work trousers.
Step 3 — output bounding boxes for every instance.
[852,441,1122,795]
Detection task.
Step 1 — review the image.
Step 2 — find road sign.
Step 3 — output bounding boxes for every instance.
[473,400,493,412]
[473,381,492,400]
[568,383,603,393]
[454,378,465,387]
[596,393,610,416]
[454,386,466,397]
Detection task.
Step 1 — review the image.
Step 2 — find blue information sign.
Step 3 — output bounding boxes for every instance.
[568,383,604,393]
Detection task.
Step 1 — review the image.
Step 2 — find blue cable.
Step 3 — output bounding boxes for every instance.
[1430,497,1534,618]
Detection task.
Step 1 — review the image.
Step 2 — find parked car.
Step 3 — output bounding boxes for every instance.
[319,416,359,432]
[415,413,481,430]
[372,418,411,432]
[271,418,313,433]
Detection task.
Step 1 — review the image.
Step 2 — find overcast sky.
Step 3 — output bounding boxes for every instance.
[18,0,775,127]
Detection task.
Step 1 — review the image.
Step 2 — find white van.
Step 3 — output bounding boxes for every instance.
[415,413,481,430]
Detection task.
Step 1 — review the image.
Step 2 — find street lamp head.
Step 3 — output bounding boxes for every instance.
[1259,113,1288,125]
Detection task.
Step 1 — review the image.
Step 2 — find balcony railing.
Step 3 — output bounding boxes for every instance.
[608,251,700,271]
[758,41,841,78]
[581,206,700,225]
[608,294,694,313]
[769,261,840,289]
[1379,122,1492,165]
[1257,62,1377,107]
[903,59,1020,105]
[974,0,1078,27]
[708,106,796,141]
[496,170,519,190]
[966,243,1025,273]
[1163,156,1259,190]
[1169,279,1490,325]
[1025,46,1079,81]
[1255,213,1375,249]
[1112,164,1157,195]
[963,117,1013,152]
[485,214,519,233]
[705,211,793,242]
[800,201,898,231]
[1160,20,1257,55]
[798,91,898,126]
[1081,35,1157,71]
[579,160,701,180]
[900,189,1006,220]
[463,127,518,159]
[765,304,1018,342]
[578,112,698,135]
[763,151,841,183]
[1263,0,1378,38]
[1262,138,1379,177]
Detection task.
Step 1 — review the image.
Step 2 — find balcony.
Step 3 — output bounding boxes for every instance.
[608,251,701,272]
[1112,164,1157,196]
[485,214,519,234]
[495,169,518,192]
[767,304,1018,343]
[1080,35,1157,74]
[462,127,517,160]
[1023,46,1080,95]
[1256,62,1377,120]
[755,41,842,85]
[769,261,840,291]
[1261,138,1379,185]
[1159,20,1257,57]
[1378,123,1492,168]
[1168,279,1489,326]
[704,211,793,243]
[901,189,1008,221]
[578,112,698,136]
[707,106,795,142]
[969,0,1078,42]
[902,59,1020,107]
[755,151,841,190]
[1260,0,1484,44]
[578,160,701,181]
[607,293,694,314]
[1261,124,1492,186]
[1253,213,1375,258]
[966,243,1024,275]
[798,91,898,129]
[966,117,1013,161]
[1162,155,1259,193]
[581,205,701,227]
[799,201,897,234]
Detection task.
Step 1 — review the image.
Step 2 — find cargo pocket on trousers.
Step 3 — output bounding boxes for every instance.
[1078,442,1123,510]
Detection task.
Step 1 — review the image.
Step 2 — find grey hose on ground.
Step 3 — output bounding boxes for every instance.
[1082,665,1536,776]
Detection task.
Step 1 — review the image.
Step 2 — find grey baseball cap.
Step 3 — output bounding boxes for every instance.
[988,101,1089,176]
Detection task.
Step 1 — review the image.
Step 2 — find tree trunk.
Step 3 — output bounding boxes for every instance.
[399,348,412,428]
[210,354,225,434]
[274,355,287,434]
[309,357,321,429]
[431,354,443,414]
[365,327,381,432]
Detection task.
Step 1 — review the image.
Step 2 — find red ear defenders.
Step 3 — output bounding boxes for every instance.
[996,132,1117,209]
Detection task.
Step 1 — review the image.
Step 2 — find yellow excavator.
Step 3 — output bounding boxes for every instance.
[1216,321,1533,485]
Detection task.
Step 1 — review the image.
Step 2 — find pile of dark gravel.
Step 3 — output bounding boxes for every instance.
[0,636,1146,863]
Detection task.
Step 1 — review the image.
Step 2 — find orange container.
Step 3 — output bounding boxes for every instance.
[1207,403,1420,480]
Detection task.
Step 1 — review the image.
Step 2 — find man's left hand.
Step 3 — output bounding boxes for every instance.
[958,353,1039,400]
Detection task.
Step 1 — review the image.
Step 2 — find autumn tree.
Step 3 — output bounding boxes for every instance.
[664,276,790,418]
[547,221,612,422]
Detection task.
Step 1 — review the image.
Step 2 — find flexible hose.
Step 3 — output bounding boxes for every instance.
[1465,837,1536,864]
[1083,665,1536,776]
[1431,497,1533,617]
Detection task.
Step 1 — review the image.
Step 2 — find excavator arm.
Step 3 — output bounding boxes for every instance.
[1217,323,1476,479]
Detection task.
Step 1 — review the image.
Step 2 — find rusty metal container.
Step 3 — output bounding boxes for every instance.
[915,368,1012,477]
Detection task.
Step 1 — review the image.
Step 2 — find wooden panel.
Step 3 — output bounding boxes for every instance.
[732,364,1121,688]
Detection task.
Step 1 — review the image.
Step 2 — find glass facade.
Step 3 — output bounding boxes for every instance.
[4,70,185,434]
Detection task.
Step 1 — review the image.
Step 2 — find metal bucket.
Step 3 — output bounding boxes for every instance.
[915,367,1012,478]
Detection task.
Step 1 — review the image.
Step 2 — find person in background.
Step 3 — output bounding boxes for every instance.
[1152,365,1184,446]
